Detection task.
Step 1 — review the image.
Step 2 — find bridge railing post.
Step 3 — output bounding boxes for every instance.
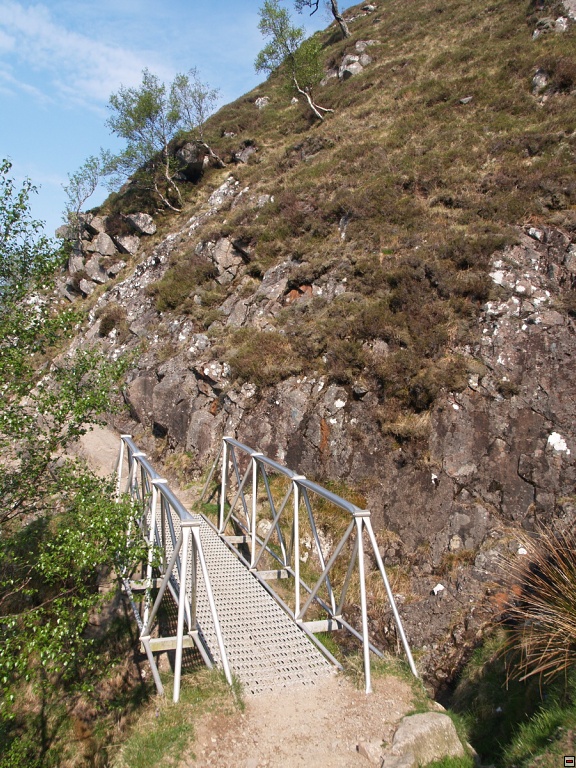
[173,524,191,703]
[219,439,229,533]
[355,514,372,695]
[365,518,418,678]
[251,455,258,568]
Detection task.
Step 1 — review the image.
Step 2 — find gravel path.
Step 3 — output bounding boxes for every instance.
[185,672,414,768]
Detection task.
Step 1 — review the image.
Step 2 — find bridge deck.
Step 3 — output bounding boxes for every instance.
[193,517,334,694]
[158,507,334,695]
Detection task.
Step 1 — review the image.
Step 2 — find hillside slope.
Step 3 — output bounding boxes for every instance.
[60,0,576,689]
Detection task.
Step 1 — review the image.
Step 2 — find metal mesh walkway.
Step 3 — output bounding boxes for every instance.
[192,516,334,695]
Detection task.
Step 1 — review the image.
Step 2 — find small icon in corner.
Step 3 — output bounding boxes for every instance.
[564,757,575,767]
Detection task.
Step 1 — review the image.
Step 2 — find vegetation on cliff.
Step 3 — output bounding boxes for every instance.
[91,0,576,430]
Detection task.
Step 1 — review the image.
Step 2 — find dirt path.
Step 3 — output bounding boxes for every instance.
[185,673,415,768]
[77,426,417,768]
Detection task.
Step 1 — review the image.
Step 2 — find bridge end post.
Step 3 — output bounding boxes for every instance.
[173,525,191,704]
[365,519,418,679]
[219,439,229,534]
[355,515,372,694]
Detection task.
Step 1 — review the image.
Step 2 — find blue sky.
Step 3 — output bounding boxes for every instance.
[0,0,353,238]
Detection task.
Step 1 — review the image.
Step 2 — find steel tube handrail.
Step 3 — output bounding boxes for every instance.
[208,435,418,693]
[118,435,233,702]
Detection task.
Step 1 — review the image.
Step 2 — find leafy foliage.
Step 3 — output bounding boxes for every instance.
[171,67,220,140]
[62,154,105,246]
[255,0,332,120]
[0,161,142,764]
[294,0,350,39]
[0,160,63,307]
[105,68,221,210]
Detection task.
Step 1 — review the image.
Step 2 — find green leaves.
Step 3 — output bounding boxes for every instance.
[255,0,305,74]
[255,0,331,120]
[0,160,141,749]
[0,160,63,308]
[62,155,104,245]
[104,67,220,210]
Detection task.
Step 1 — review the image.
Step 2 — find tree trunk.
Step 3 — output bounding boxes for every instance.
[198,142,226,169]
[292,76,334,121]
[161,144,183,211]
[330,0,350,38]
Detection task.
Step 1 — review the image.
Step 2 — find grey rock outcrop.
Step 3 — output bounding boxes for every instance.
[563,0,576,19]
[114,234,140,255]
[84,256,108,284]
[176,142,208,181]
[209,238,246,285]
[531,67,549,93]
[55,224,72,239]
[85,232,117,257]
[233,143,257,164]
[78,278,96,296]
[382,713,465,768]
[82,214,107,236]
[339,55,364,79]
[126,212,157,236]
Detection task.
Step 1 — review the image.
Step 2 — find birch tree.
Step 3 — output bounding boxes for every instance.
[106,69,184,211]
[255,0,333,121]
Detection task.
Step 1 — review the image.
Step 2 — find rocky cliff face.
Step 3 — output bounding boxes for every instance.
[59,0,576,689]
[64,173,576,689]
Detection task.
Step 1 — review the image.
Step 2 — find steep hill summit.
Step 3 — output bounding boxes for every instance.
[59,0,576,690]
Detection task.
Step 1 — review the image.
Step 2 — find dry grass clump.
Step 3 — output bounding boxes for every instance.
[145,253,217,313]
[226,328,304,387]
[96,302,129,339]
[502,526,576,682]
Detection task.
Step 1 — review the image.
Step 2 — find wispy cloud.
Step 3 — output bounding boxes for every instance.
[0,1,173,109]
[0,27,14,53]
[0,64,53,104]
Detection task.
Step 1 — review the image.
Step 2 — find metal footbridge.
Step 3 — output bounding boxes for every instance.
[116,435,417,702]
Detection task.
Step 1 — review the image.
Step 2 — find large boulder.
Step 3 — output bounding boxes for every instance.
[82,214,107,236]
[78,278,96,296]
[126,375,156,426]
[126,213,156,236]
[382,712,465,768]
[233,142,257,164]
[176,142,208,181]
[85,232,118,257]
[563,0,576,19]
[84,256,108,284]
[55,224,72,240]
[68,253,84,274]
[339,55,364,79]
[211,238,245,285]
[113,234,140,255]
[152,374,192,444]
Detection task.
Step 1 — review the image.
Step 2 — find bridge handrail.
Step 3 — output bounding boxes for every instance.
[222,437,364,516]
[207,435,418,693]
[119,435,195,523]
[117,434,232,703]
